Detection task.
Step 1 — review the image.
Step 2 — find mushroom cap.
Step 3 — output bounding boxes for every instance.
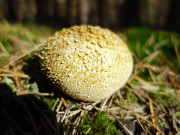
[39,25,133,102]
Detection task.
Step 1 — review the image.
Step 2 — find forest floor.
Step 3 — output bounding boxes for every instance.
[0,21,180,135]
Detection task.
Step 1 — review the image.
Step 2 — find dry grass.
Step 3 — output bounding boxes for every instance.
[0,21,180,135]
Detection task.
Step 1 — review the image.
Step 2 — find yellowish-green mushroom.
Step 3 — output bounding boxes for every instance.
[39,25,133,102]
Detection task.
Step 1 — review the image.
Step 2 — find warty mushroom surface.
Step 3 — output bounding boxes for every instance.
[39,25,133,102]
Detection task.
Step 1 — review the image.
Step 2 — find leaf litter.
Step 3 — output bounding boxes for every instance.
[0,22,180,134]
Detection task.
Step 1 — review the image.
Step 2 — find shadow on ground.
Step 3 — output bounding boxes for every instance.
[0,83,59,135]
[0,57,63,135]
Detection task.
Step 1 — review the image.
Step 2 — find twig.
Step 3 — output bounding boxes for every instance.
[83,101,101,111]
[173,116,180,125]
[129,85,160,109]
[0,73,29,78]
[172,116,180,132]
[92,104,105,111]
[85,127,91,135]
[134,113,165,135]
[56,109,82,117]
[136,118,148,134]
[16,91,54,96]
[160,54,179,73]
[61,97,68,109]
[56,100,63,112]
[0,68,22,74]
[72,110,86,134]
[9,43,44,65]
[61,109,69,122]
[142,51,161,63]
[68,109,82,117]
[0,42,9,56]
[134,63,161,73]
[149,99,158,134]
[100,94,113,110]
[149,99,156,126]
[13,76,21,91]
[110,111,134,135]
[51,98,59,111]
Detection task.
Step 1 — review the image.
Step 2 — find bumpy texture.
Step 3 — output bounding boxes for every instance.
[39,25,133,102]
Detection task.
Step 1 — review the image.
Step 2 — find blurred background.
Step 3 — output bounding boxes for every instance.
[0,1,180,134]
[0,0,180,32]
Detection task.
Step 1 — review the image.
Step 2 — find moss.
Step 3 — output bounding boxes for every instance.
[0,22,180,134]
[126,91,137,103]
[124,28,180,70]
[2,77,18,92]
[79,111,121,135]
[40,97,56,109]
[173,112,180,118]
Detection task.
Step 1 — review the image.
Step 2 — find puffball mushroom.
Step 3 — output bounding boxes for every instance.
[39,25,133,102]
